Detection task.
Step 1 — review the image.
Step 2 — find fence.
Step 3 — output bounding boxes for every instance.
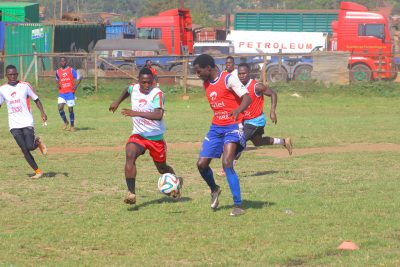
[0,50,399,93]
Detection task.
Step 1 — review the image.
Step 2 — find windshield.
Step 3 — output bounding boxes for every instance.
[137,28,162,39]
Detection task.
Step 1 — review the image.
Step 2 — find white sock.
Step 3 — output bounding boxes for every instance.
[273,138,284,145]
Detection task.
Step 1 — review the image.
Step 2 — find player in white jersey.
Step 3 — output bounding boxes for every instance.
[0,65,48,179]
[109,67,182,205]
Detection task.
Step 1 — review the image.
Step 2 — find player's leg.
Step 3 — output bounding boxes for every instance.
[10,128,42,178]
[124,142,144,204]
[250,134,293,155]
[68,106,75,132]
[57,101,69,130]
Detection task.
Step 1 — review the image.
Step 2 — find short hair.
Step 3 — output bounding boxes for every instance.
[226,56,234,61]
[238,62,250,70]
[139,67,153,77]
[193,54,215,68]
[6,65,17,72]
[60,56,67,61]
[146,59,152,64]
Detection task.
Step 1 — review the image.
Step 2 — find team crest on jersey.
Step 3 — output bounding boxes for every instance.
[62,72,68,77]
[210,91,217,101]
[138,99,147,107]
[11,92,16,98]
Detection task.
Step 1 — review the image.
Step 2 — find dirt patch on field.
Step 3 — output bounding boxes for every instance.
[47,142,400,158]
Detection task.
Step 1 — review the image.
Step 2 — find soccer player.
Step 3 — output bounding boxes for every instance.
[193,54,252,216]
[144,59,158,86]
[224,56,238,76]
[56,56,82,132]
[109,68,181,205]
[0,65,48,179]
[216,63,293,176]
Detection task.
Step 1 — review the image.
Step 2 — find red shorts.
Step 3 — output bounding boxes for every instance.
[127,134,167,163]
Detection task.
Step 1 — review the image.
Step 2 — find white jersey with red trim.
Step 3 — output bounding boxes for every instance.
[0,81,38,130]
[129,84,165,137]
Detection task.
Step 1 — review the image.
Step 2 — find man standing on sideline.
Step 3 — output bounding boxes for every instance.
[193,54,251,216]
[144,59,158,86]
[56,56,82,132]
[224,56,238,76]
[217,63,293,176]
[109,68,182,205]
[0,65,47,179]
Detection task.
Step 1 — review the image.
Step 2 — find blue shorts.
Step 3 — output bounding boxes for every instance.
[199,123,246,158]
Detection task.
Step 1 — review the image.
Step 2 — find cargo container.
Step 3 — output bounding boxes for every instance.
[194,28,226,41]
[54,24,106,52]
[4,23,53,74]
[106,22,136,39]
[0,2,39,23]
[234,10,338,34]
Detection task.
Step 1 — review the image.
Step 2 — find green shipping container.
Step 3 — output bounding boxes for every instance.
[0,2,39,23]
[5,23,53,75]
[234,11,338,33]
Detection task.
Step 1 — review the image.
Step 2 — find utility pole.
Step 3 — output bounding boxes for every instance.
[60,0,63,19]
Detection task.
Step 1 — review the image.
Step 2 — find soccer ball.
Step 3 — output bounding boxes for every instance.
[158,173,180,196]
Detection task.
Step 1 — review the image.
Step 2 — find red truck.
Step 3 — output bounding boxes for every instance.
[331,2,397,81]
[136,8,193,55]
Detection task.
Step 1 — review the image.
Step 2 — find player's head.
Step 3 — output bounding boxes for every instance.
[225,56,235,73]
[59,57,68,68]
[5,65,18,84]
[193,54,215,81]
[237,63,251,85]
[145,59,152,68]
[138,67,154,93]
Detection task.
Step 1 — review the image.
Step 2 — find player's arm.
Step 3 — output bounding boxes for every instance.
[255,83,277,124]
[72,69,82,91]
[55,71,60,89]
[27,84,47,122]
[227,75,252,120]
[109,86,130,113]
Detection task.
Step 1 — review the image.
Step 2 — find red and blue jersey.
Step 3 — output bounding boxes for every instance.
[243,79,264,120]
[204,72,243,126]
[56,67,79,94]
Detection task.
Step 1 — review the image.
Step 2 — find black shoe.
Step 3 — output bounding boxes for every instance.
[210,185,221,209]
[230,205,245,216]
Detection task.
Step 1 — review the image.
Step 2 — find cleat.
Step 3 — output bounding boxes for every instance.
[31,171,43,179]
[63,121,69,130]
[124,192,136,204]
[36,137,47,155]
[69,126,76,132]
[216,168,226,177]
[210,185,221,209]
[284,137,293,155]
[230,205,245,216]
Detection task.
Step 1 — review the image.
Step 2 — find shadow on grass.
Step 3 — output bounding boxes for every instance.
[128,196,192,211]
[26,172,69,178]
[75,127,95,131]
[249,170,278,177]
[218,199,276,211]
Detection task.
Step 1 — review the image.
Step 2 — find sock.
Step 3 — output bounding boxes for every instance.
[126,178,135,193]
[70,111,75,127]
[273,138,284,145]
[224,167,242,206]
[59,110,67,123]
[199,166,218,192]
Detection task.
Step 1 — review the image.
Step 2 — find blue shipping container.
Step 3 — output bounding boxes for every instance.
[106,22,136,39]
[0,22,5,51]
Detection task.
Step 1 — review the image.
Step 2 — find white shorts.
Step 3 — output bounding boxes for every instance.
[58,97,75,107]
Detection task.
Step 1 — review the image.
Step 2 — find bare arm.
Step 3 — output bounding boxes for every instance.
[109,87,130,113]
[255,83,277,124]
[34,99,47,122]
[73,77,82,91]
[121,108,164,120]
[230,93,252,121]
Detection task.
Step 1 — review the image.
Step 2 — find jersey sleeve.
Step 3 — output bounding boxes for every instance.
[26,83,39,101]
[0,92,4,105]
[71,68,81,80]
[152,91,164,109]
[127,84,134,94]
[55,71,59,81]
[226,74,248,97]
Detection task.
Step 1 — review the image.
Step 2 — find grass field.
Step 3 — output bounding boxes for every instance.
[0,79,399,266]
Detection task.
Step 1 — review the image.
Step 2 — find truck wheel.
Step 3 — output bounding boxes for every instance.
[294,65,312,81]
[170,65,183,75]
[350,64,371,82]
[266,66,288,83]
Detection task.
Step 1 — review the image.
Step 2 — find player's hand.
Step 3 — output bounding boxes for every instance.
[270,110,277,124]
[121,109,135,117]
[229,109,241,121]
[41,113,48,122]
[109,101,119,113]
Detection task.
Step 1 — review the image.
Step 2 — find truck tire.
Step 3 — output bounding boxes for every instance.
[294,65,312,81]
[350,64,371,82]
[266,65,288,83]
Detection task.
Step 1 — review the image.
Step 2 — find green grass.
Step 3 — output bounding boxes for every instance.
[0,78,399,266]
